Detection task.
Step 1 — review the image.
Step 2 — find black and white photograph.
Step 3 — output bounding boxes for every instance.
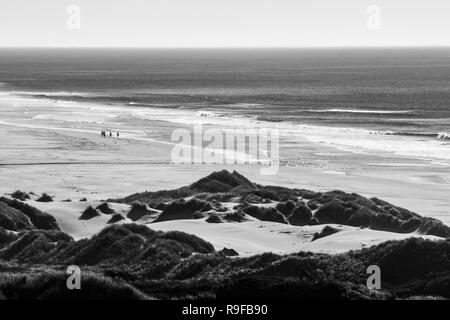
[0,0,449,308]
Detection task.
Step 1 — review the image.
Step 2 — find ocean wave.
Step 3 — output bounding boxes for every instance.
[10,91,92,98]
[368,130,449,140]
[437,132,450,140]
[306,108,411,114]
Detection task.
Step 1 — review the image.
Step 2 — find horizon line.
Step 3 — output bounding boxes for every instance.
[1,45,450,50]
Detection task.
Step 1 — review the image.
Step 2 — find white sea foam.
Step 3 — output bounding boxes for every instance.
[161,107,450,163]
[119,105,450,163]
[306,108,411,114]
[1,90,449,164]
[437,132,450,140]
[196,110,222,118]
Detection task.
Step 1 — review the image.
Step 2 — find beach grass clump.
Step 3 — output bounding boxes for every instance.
[0,271,150,300]
[107,213,125,224]
[242,205,288,224]
[287,204,314,226]
[10,190,30,201]
[0,197,59,230]
[0,202,34,231]
[79,206,101,220]
[206,213,222,223]
[96,202,115,215]
[36,193,53,202]
[311,226,341,241]
[153,198,212,223]
[127,201,152,221]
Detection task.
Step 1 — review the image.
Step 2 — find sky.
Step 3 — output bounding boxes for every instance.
[0,0,449,47]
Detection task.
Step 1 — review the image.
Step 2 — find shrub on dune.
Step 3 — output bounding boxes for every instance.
[223,210,247,222]
[127,201,154,221]
[415,218,450,238]
[301,190,321,200]
[153,198,212,223]
[351,238,450,286]
[311,226,341,241]
[0,272,150,300]
[10,190,30,201]
[36,193,53,202]
[0,197,59,230]
[314,200,354,224]
[287,204,314,226]
[0,230,73,263]
[107,213,125,224]
[243,205,288,224]
[0,202,33,231]
[96,202,115,215]
[241,193,263,203]
[161,231,215,254]
[275,200,297,216]
[190,170,257,193]
[79,206,101,220]
[206,213,222,223]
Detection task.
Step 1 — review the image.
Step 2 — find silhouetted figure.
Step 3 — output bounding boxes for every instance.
[109,131,112,137]
[117,131,120,138]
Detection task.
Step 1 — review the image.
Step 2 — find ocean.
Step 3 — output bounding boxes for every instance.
[1,48,450,162]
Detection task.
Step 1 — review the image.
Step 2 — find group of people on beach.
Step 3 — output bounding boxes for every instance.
[101,130,119,138]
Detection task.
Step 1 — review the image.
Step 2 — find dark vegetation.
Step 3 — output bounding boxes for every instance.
[0,197,59,231]
[108,213,125,224]
[0,202,33,231]
[80,206,101,220]
[0,271,150,300]
[127,202,156,222]
[1,170,449,300]
[0,223,448,299]
[153,198,211,223]
[312,226,341,241]
[241,205,289,224]
[36,193,53,202]
[96,203,115,215]
[10,190,30,201]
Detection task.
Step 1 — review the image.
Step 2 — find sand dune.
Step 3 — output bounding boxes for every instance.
[150,219,440,256]
[29,199,442,256]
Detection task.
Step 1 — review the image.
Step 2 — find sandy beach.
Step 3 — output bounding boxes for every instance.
[1,115,449,226]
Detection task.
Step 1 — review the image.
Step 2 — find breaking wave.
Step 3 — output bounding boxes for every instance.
[306,108,412,114]
[438,132,450,140]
